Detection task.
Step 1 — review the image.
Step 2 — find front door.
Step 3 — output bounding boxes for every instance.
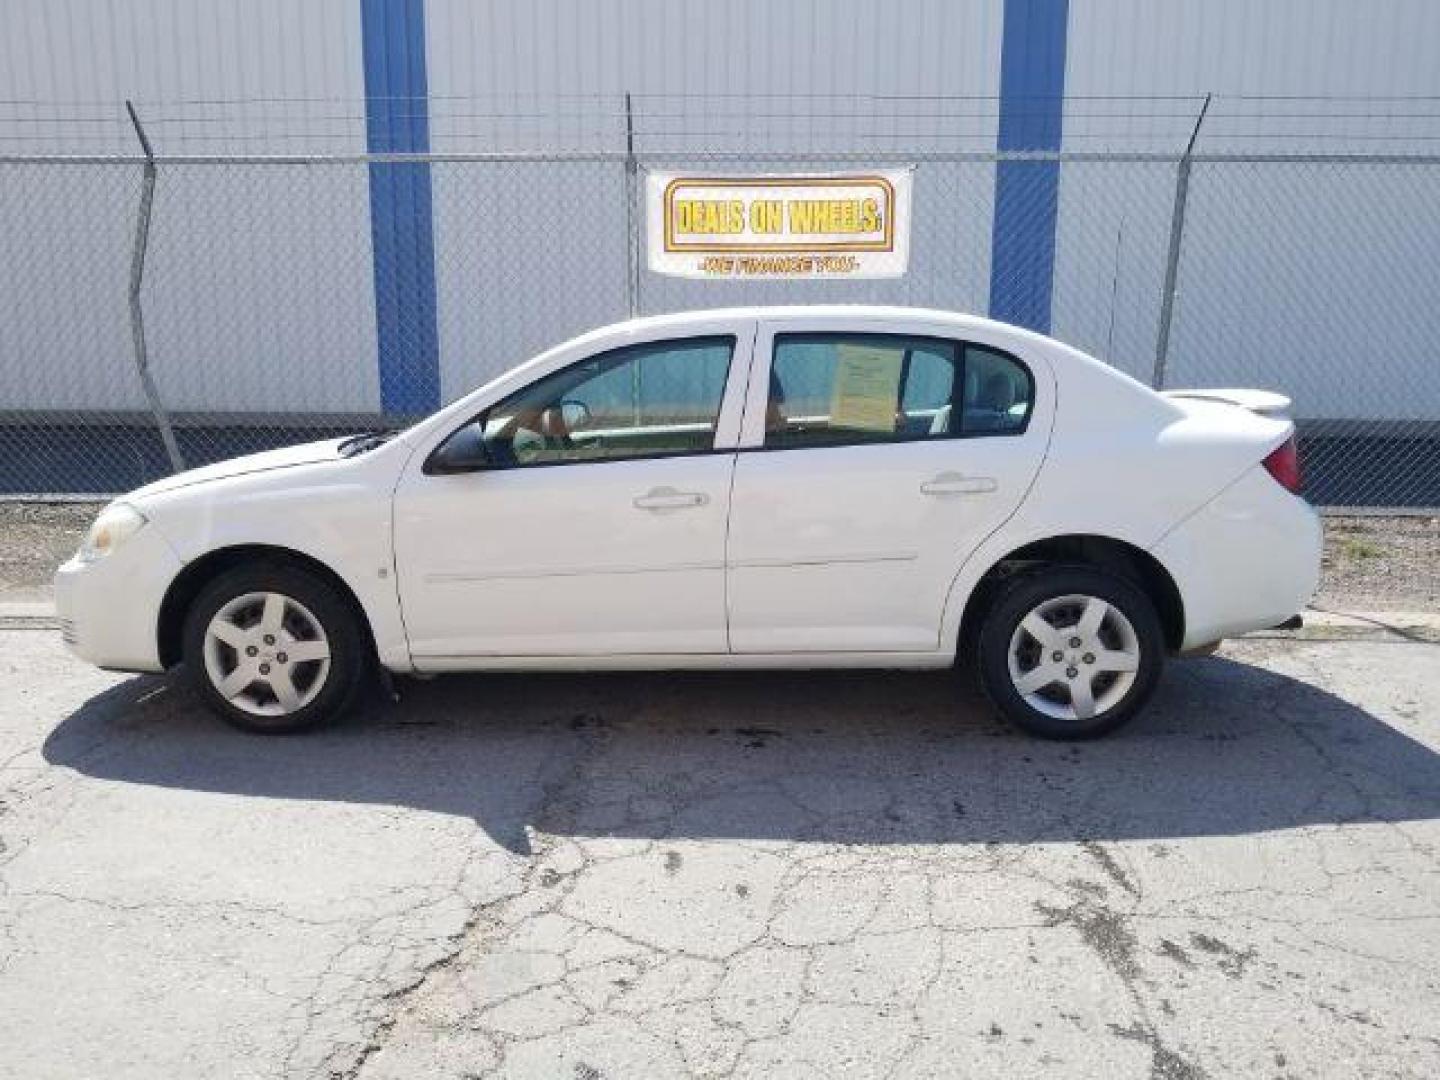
[393,331,749,659]
[726,321,1052,653]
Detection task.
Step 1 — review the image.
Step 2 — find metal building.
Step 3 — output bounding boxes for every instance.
[1,1,1438,504]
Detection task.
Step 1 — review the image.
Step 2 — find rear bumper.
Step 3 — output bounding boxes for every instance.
[1151,465,1322,650]
[53,524,181,673]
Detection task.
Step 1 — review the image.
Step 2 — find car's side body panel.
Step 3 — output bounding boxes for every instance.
[397,453,739,658]
[392,315,757,660]
[134,450,418,670]
[725,312,1055,652]
[411,648,954,672]
[935,335,1304,656]
[1152,465,1322,648]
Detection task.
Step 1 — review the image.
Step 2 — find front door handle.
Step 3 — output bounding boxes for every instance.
[921,472,997,496]
[633,486,709,511]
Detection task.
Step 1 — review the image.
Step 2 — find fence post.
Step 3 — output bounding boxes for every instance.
[1151,93,1211,390]
[124,100,184,473]
[623,91,641,318]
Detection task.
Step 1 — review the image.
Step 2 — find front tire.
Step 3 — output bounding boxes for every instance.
[181,562,371,733]
[976,564,1163,739]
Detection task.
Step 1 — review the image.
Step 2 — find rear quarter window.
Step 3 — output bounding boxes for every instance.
[961,345,1033,434]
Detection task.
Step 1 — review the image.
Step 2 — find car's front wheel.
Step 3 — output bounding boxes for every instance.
[181,562,371,733]
[976,564,1163,739]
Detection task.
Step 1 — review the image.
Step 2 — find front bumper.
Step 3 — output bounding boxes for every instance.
[53,523,182,673]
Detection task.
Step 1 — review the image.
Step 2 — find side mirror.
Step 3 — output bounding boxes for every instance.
[426,423,491,474]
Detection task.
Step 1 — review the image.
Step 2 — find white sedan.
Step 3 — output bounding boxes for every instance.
[56,306,1320,738]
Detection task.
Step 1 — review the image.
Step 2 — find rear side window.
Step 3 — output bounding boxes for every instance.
[764,334,1032,449]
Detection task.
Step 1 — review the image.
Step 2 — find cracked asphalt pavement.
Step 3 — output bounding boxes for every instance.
[1,620,1438,1078]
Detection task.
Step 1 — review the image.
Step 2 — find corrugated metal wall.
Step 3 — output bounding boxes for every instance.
[2,1,1438,422]
[1,0,368,153]
[421,0,1006,401]
[1067,0,1440,104]
[1,0,378,416]
[425,0,1003,102]
[1054,0,1440,417]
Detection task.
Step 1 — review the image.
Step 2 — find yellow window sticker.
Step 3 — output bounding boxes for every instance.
[829,344,903,433]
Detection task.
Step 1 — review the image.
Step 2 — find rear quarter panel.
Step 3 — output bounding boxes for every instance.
[938,338,1294,652]
[1152,465,1321,646]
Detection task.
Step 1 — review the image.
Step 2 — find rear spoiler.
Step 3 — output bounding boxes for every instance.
[1160,388,1292,418]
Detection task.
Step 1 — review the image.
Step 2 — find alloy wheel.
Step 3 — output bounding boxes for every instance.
[1006,593,1141,722]
[202,591,332,717]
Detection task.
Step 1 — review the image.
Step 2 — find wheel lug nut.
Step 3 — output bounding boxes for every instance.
[1083,653,1095,665]
[1051,650,1064,662]
[259,662,271,675]
[1065,666,1078,679]
[245,645,258,657]
[263,635,276,646]
[277,652,288,664]
[1069,637,1082,648]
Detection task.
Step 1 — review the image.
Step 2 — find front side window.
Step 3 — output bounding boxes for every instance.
[438,336,734,469]
[764,334,1033,449]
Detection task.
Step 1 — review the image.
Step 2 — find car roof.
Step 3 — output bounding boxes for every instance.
[527,305,1088,386]
[612,304,1033,339]
[592,305,1170,413]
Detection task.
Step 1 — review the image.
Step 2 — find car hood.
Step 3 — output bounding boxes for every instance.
[124,438,348,502]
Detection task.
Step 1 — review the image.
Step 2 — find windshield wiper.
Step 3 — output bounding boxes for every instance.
[338,428,399,457]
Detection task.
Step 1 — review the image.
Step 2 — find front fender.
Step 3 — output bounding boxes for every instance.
[137,456,414,672]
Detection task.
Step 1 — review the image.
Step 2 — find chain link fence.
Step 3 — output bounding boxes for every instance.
[0,95,1436,603]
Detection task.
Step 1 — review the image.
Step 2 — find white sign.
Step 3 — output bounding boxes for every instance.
[645,169,913,279]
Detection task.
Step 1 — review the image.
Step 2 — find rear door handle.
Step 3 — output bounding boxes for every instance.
[633,486,709,511]
[921,472,997,496]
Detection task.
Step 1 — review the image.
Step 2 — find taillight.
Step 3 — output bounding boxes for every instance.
[1262,435,1302,494]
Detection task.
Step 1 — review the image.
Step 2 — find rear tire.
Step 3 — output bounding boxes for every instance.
[181,562,371,734]
[975,564,1163,739]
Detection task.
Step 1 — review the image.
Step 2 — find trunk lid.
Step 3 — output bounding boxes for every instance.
[1157,387,1302,501]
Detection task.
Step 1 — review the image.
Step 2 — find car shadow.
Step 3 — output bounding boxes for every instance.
[42,656,1440,855]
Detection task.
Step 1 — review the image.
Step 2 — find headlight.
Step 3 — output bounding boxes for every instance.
[77,503,147,563]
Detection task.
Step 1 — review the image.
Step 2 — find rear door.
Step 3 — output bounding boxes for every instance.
[726,316,1053,653]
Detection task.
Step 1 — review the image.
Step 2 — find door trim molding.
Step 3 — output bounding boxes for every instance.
[424,560,725,584]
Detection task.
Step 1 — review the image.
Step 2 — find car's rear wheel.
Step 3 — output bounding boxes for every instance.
[181,562,370,733]
[976,564,1163,739]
